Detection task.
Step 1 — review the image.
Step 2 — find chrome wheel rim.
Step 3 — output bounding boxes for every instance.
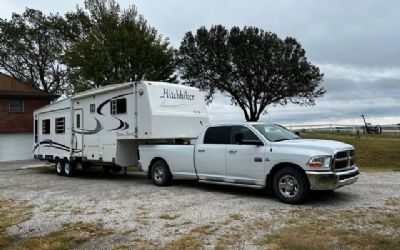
[56,162,62,173]
[154,165,165,183]
[64,162,71,175]
[278,175,299,198]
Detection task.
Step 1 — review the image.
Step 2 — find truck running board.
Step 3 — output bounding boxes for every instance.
[198,180,265,189]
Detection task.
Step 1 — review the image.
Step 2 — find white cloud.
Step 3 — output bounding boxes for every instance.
[319,63,400,82]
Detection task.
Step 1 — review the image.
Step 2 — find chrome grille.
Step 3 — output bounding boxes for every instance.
[334,150,355,170]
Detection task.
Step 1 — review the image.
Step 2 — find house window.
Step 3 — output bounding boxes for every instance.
[9,98,24,112]
[55,117,65,134]
[110,98,127,115]
[42,119,50,134]
[90,103,96,113]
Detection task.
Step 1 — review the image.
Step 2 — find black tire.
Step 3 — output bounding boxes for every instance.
[111,166,123,173]
[272,167,309,204]
[55,161,64,176]
[64,161,74,177]
[150,160,172,186]
[102,166,112,174]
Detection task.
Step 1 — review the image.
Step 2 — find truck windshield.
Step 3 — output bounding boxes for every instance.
[252,124,300,142]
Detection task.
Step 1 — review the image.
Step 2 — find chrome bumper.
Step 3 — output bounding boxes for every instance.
[306,166,359,190]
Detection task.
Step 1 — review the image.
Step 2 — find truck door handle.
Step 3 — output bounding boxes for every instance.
[228,150,237,154]
[254,157,263,162]
[198,149,205,153]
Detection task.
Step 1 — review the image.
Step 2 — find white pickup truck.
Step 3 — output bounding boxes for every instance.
[138,123,359,204]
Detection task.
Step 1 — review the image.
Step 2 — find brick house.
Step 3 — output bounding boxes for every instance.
[0,73,58,161]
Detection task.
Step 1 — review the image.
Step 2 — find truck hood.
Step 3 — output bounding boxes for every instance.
[275,139,354,155]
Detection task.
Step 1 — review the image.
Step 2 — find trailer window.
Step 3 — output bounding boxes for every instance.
[34,119,38,143]
[111,98,127,115]
[55,117,65,134]
[203,126,230,144]
[90,103,95,113]
[42,119,50,134]
[76,114,81,129]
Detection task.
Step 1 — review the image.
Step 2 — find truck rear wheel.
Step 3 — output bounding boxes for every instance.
[151,160,171,186]
[56,161,64,176]
[273,167,309,204]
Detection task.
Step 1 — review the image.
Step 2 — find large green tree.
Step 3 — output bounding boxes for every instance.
[64,0,175,92]
[0,9,68,94]
[177,25,325,121]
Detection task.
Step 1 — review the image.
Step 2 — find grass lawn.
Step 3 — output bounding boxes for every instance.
[300,131,400,171]
[0,200,112,250]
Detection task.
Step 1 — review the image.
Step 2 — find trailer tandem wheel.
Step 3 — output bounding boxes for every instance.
[64,161,74,177]
[56,161,64,176]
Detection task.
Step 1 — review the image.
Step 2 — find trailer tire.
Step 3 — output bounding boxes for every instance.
[64,161,74,177]
[102,166,112,174]
[272,167,309,204]
[151,160,172,186]
[56,161,64,176]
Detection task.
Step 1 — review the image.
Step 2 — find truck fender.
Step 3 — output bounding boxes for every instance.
[265,162,308,190]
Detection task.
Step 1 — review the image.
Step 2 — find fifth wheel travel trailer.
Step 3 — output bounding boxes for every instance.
[33,81,209,176]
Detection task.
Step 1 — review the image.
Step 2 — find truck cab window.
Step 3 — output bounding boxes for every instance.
[111,98,127,115]
[203,126,230,144]
[230,126,259,144]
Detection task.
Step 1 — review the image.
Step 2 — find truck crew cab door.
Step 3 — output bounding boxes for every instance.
[225,126,266,185]
[194,126,230,182]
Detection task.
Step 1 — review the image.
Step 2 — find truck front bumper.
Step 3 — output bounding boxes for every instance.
[306,166,359,190]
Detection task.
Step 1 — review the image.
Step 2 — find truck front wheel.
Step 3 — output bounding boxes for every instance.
[273,167,309,204]
[151,160,172,186]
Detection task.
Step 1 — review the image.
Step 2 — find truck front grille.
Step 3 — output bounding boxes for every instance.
[334,150,355,171]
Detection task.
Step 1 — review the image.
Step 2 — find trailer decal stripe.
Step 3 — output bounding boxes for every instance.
[73,118,103,135]
[108,118,130,131]
[96,92,133,115]
[96,92,133,131]
[33,140,82,153]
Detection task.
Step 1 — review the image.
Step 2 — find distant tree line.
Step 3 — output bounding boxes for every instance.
[0,0,324,121]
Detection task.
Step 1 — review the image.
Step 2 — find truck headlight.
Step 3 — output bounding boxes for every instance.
[307,156,332,168]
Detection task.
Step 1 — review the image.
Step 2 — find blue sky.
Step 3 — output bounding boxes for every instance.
[1,0,399,125]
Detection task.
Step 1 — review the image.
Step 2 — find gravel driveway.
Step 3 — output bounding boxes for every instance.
[1,160,399,249]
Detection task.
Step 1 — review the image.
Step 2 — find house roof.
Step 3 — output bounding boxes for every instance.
[0,73,58,99]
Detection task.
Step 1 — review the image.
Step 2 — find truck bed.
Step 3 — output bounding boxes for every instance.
[139,144,198,179]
